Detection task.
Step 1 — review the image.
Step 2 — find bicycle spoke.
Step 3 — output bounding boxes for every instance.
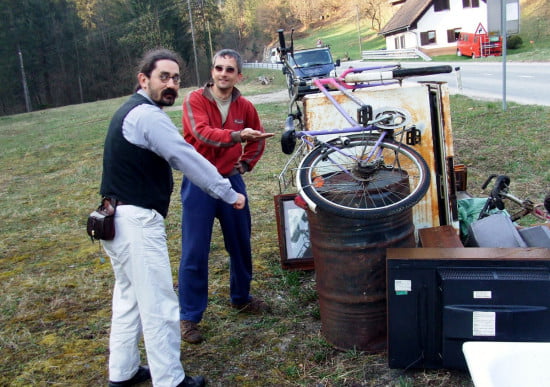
[297,135,430,219]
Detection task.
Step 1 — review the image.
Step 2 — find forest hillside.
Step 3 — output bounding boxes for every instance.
[0,0,547,116]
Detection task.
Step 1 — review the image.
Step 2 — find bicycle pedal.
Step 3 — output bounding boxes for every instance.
[357,105,373,127]
[406,127,422,145]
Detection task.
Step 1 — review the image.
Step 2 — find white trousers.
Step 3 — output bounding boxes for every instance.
[102,205,185,387]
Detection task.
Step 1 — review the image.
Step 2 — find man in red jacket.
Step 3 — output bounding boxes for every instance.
[179,49,274,344]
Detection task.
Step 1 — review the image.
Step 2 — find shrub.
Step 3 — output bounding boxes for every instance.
[507,35,523,49]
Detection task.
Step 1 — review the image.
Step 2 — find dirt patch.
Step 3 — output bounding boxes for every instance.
[247,89,289,104]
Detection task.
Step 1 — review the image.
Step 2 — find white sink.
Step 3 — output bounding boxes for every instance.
[462,341,550,387]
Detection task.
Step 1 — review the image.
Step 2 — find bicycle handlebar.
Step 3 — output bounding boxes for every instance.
[277,29,286,51]
[342,65,453,84]
[392,65,453,78]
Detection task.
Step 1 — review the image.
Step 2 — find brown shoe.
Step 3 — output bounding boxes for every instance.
[180,320,203,344]
[231,297,271,314]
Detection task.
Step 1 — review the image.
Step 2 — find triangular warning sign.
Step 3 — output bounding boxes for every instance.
[476,22,487,34]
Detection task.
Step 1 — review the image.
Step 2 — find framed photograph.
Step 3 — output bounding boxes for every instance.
[274,194,314,270]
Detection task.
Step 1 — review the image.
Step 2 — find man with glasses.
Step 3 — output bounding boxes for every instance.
[100,48,246,387]
[179,49,274,344]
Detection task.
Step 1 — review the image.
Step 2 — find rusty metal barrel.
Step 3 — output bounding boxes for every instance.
[306,190,416,352]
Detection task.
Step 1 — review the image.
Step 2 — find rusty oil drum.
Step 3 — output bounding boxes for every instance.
[306,173,416,352]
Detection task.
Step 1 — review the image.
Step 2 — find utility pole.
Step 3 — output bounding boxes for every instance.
[9,9,31,112]
[207,20,214,63]
[500,0,507,111]
[187,0,201,87]
[17,44,32,112]
[356,4,362,58]
[489,0,519,111]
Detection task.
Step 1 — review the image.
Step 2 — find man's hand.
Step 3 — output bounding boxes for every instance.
[233,193,246,210]
[234,161,248,174]
[240,128,275,142]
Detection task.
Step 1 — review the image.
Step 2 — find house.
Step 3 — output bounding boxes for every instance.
[379,0,489,56]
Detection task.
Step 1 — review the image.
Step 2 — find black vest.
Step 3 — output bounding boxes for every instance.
[100,93,173,217]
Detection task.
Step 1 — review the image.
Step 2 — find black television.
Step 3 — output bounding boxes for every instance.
[386,247,550,370]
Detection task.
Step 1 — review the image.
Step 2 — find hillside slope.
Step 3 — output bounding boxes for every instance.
[521,0,550,43]
[279,0,549,61]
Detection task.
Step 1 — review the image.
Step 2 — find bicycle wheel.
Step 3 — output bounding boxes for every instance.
[297,134,430,219]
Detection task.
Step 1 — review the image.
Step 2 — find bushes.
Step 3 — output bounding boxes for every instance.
[507,35,523,49]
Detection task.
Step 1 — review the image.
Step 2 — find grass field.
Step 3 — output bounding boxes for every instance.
[1,66,549,385]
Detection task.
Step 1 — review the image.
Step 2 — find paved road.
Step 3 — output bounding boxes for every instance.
[252,60,550,107]
[348,60,550,107]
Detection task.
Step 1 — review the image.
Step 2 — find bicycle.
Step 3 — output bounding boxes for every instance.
[477,174,550,223]
[276,29,453,219]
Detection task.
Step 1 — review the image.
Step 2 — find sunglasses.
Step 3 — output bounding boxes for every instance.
[213,65,237,74]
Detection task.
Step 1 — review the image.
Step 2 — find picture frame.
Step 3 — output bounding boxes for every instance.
[274,194,314,270]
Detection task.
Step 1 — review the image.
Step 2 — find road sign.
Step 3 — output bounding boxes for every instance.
[487,0,520,35]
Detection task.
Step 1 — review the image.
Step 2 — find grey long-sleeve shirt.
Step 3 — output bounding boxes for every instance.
[122,90,238,205]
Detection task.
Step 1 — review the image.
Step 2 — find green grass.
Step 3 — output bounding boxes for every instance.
[449,95,550,200]
[1,68,549,385]
[239,68,288,94]
[289,18,386,62]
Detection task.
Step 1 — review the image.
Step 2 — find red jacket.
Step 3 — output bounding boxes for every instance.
[182,84,266,176]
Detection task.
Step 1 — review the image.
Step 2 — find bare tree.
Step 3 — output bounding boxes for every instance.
[358,0,389,31]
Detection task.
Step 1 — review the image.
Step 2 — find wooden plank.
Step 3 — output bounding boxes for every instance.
[387,247,550,261]
[418,225,463,248]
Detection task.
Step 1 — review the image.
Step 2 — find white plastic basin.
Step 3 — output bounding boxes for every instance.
[462,341,550,387]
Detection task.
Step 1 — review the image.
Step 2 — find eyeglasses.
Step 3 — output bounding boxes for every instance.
[213,65,237,74]
[158,72,180,84]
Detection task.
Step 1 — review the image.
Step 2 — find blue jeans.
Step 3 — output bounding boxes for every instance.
[178,174,252,322]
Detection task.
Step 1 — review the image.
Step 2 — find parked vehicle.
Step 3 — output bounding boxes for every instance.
[269,47,281,64]
[277,28,454,218]
[457,26,502,58]
[282,45,340,98]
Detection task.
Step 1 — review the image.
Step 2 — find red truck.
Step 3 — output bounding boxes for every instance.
[456,23,502,58]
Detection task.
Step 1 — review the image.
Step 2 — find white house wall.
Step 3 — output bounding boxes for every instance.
[386,0,488,50]
[386,31,418,50]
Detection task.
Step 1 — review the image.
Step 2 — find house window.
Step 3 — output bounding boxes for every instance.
[420,30,437,45]
[462,0,480,8]
[394,35,406,49]
[434,0,450,12]
[447,28,461,43]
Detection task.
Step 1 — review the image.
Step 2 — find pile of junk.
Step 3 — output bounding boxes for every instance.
[275,81,550,385]
[451,172,549,249]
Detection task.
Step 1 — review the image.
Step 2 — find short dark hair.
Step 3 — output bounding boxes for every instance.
[135,48,182,90]
[212,49,243,74]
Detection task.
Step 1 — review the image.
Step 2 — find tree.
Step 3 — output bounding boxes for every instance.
[255,0,298,46]
[288,0,321,29]
[0,0,87,113]
[0,0,389,115]
[187,0,222,83]
[358,0,389,31]
[219,0,256,53]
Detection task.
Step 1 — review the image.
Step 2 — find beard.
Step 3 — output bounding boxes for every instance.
[155,88,178,107]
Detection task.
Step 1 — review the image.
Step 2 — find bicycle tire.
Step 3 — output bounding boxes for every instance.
[297,134,430,219]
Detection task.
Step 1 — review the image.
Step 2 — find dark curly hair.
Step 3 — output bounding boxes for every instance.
[135,48,182,91]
